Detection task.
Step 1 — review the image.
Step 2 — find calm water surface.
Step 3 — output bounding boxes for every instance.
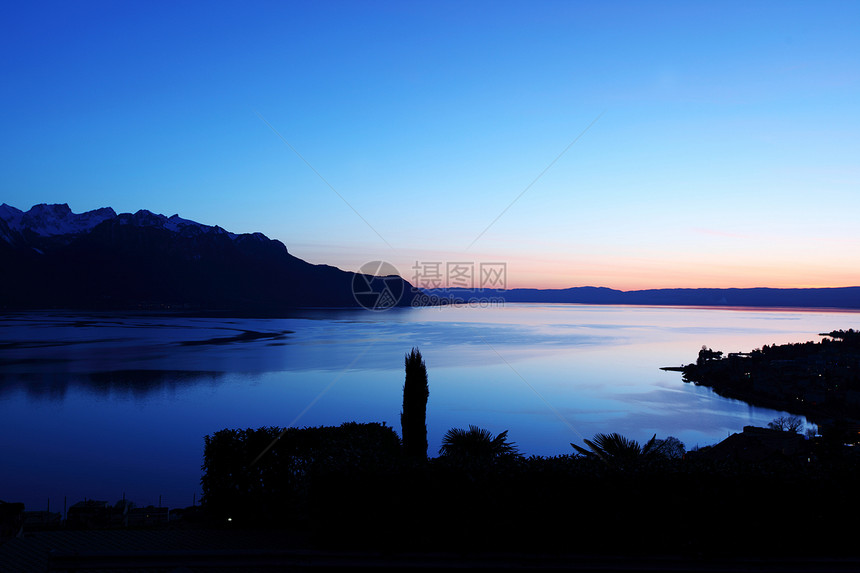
[2,304,858,510]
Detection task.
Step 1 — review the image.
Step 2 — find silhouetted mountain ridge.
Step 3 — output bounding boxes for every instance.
[0,203,416,311]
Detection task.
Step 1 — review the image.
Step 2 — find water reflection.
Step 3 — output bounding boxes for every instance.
[0,370,224,400]
[1,305,858,510]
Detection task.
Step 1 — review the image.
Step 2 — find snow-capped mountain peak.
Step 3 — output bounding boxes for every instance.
[0,203,118,237]
[113,209,239,239]
[0,202,413,311]
[0,204,245,242]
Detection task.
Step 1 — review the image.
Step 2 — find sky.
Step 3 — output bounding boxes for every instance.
[1,1,858,290]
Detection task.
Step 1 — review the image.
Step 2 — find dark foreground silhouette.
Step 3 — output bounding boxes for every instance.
[197,421,860,558]
[196,345,860,558]
[6,422,860,571]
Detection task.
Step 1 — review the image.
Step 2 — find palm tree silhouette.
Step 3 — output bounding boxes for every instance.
[571,432,664,463]
[439,425,520,462]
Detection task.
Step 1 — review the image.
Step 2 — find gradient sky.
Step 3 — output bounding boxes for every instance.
[2,1,858,290]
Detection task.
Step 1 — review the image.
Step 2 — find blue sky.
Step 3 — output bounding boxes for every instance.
[2,1,858,289]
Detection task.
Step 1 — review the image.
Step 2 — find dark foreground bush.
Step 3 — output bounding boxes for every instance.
[201,422,401,526]
[201,425,860,556]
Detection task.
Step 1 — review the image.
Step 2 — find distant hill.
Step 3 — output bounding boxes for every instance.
[426,285,860,309]
[0,203,417,312]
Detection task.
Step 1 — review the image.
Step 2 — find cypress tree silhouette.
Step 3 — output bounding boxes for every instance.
[401,347,429,460]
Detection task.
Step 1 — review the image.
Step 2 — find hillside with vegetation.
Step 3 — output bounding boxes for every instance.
[673,329,860,436]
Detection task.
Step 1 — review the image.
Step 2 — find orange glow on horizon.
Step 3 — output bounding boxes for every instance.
[505,279,860,292]
[305,246,860,293]
[497,259,860,292]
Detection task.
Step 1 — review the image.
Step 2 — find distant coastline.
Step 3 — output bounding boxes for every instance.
[423,286,860,311]
[663,329,860,429]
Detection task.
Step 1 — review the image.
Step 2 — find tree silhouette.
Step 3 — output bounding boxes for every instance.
[652,436,686,459]
[768,415,804,433]
[439,425,520,462]
[571,432,666,463]
[401,347,429,460]
[697,345,723,366]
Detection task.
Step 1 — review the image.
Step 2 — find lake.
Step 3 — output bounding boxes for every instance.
[1,304,858,511]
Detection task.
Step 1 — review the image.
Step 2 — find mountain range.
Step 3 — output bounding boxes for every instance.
[0,203,417,312]
[426,286,860,310]
[2,203,858,312]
